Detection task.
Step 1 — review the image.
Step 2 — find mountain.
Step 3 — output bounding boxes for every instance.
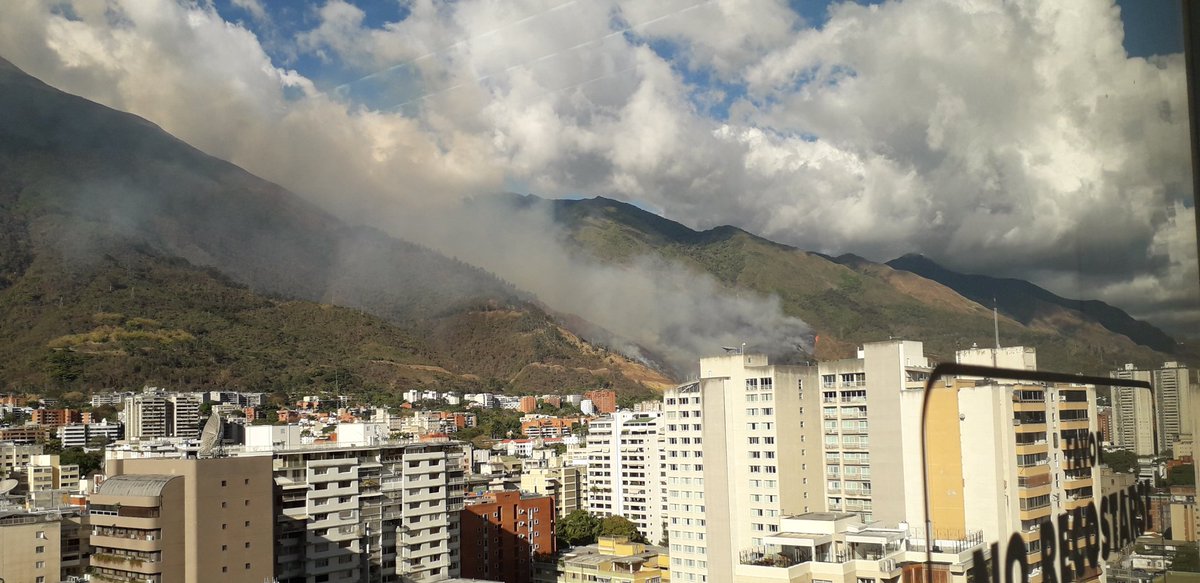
[0,57,671,398]
[542,195,1168,374]
[884,253,1177,353]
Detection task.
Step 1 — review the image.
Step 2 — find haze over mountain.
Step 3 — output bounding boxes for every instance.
[0,56,672,396]
[530,195,1173,374]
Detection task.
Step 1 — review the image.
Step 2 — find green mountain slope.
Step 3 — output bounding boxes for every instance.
[0,57,670,398]
[545,196,1167,374]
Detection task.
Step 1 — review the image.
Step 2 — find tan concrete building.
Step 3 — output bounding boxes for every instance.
[26,453,80,492]
[663,354,824,582]
[0,509,62,583]
[521,454,583,517]
[91,455,274,582]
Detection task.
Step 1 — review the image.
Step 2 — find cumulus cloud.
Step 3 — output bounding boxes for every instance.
[0,0,1194,340]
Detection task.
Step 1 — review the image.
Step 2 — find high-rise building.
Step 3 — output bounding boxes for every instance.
[1110,365,1158,455]
[460,490,556,582]
[122,390,201,440]
[259,439,467,583]
[91,456,275,583]
[586,411,667,546]
[817,340,932,525]
[663,353,825,582]
[1151,362,1195,447]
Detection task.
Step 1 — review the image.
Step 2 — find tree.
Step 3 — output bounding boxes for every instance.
[61,391,86,408]
[60,447,104,476]
[1104,449,1138,474]
[1171,544,1200,573]
[1166,464,1196,486]
[599,515,646,543]
[558,510,600,548]
[91,404,119,422]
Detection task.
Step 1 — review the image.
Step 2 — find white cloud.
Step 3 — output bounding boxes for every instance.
[0,0,1195,338]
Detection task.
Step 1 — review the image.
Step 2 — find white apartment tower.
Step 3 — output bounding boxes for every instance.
[663,354,825,582]
[585,411,667,545]
[1109,364,1158,456]
[265,441,466,583]
[817,340,932,525]
[122,390,201,440]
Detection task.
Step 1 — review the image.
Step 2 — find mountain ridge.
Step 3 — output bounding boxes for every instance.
[536,195,1173,373]
[0,56,672,398]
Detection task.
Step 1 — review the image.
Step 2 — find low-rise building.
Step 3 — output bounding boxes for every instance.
[557,536,669,583]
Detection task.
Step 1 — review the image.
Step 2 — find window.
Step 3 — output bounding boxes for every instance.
[35,545,44,553]
[221,480,227,487]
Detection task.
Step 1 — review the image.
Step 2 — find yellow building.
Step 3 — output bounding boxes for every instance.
[558,536,670,583]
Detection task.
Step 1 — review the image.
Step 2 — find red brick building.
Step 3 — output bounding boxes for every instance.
[31,408,82,428]
[584,389,617,414]
[518,396,538,414]
[520,417,581,439]
[460,490,556,582]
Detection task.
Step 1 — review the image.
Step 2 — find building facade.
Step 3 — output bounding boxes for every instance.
[586,411,667,546]
[460,490,556,582]
[663,353,825,582]
[91,456,275,583]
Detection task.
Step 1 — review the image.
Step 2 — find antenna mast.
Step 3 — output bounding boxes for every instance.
[992,297,1000,367]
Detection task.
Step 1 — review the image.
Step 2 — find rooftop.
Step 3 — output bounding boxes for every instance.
[95,474,180,497]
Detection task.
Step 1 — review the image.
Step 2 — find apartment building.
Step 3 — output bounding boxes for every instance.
[663,354,825,582]
[586,411,667,546]
[0,442,41,477]
[122,390,202,440]
[264,440,467,583]
[91,456,275,583]
[460,490,556,582]
[816,340,932,525]
[30,408,83,427]
[25,454,80,492]
[522,417,581,439]
[584,390,618,415]
[0,510,60,583]
[1110,364,1158,455]
[520,454,584,516]
[58,419,124,447]
[1109,362,1196,454]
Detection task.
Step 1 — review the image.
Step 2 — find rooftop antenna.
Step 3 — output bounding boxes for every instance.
[992,297,1000,367]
